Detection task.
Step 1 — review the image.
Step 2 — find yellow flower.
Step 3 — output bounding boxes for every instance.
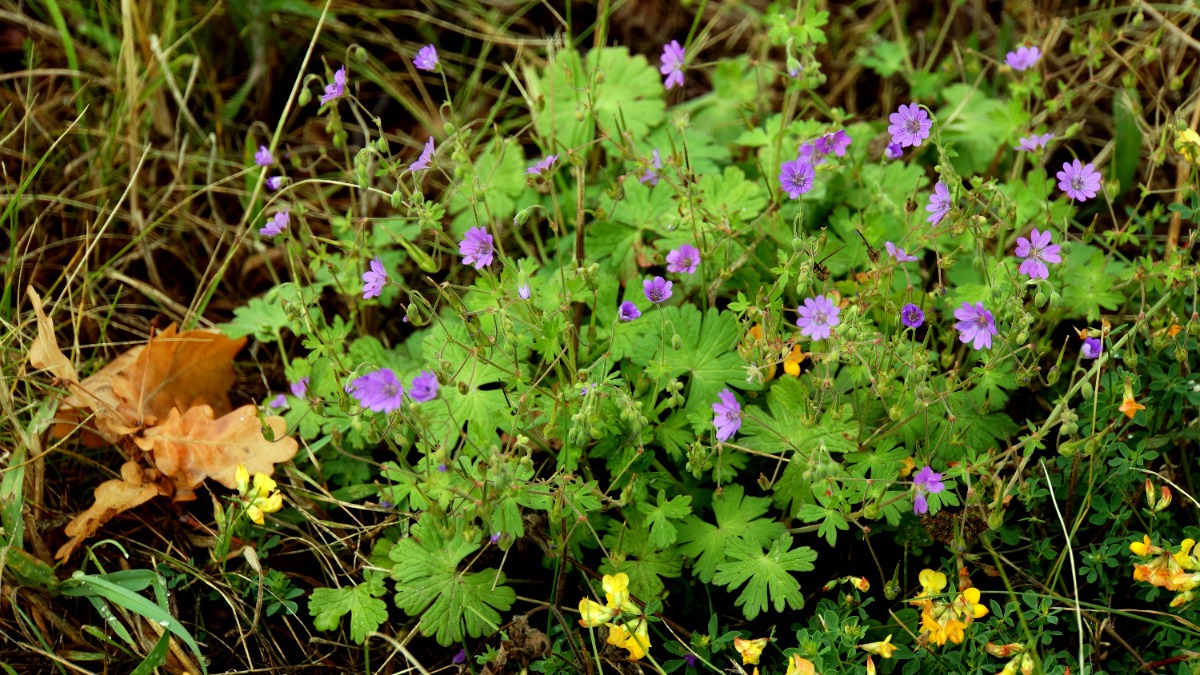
[578,598,616,627]
[603,572,630,612]
[858,634,896,658]
[235,463,251,495]
[607,617,651,660]
[899,457,916,478]
[921,605,966,646]
[916,569,946,600]
[784,654,816,675]
[783,344,809,376]
[745,324,778,382]
[846,576,870,592]
[1176,128,1200,163]
[1175,539,1198,571]
[1120,382,1145,419]
[985,643,1025,658]
[238,465,283,524]
[1130,535,1157,556]
[865,654,876,675]
[956,587,989,620]
[734,637,769,665]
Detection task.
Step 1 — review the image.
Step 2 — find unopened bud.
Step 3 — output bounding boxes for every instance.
[1156,485,1173,512]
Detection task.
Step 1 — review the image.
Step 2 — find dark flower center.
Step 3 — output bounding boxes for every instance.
[906,118,921,133]
[974,316,989,329]
[813,311,827,325]
[1071,177,1084,190]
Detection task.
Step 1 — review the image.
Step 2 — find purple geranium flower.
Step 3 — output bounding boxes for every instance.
[1017,132,1055,152]
[888,103,932,148]
[349,368,405,413]
[452,649,467,665]
[1082,337,1102,359]
[361,257,388,299]
[712,388,742,442]
[268,393,287,409]
[1006,46,1042,72]
[409,370,439,403]
[459,227,494,270]
[817,130,852,157]
[666,244,701,274]
[885,142,904,160]
[489,532,502,544]
[884,241,919,263]
[796,295,841,341]
[1057,159,1101,202]
[528,154,558,175]
[912,465,945,515]
[684,654,698,669]
[641,149,662,186]
[1015,228,1063,279]
[927,181,952,225]
[901,304,925,329]
[618,301,641,321]
[779,159,815,199]
[259,208,289,237]
[266,175,284,191]
[953,301,998,350]
[643,276,673,304]
[290,377,310,398]
[797,141,827,166]
[410,136,435,172]
[660,40,685,90]
[255,145,274,167]
[320,65,346,105]
[414,44,439,72]
[518,283,531,300]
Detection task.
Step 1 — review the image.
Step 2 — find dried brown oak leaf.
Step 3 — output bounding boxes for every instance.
[55,460,169,561]
[27,287,78,383]
[134,405,298,502]
[56,324,246,443]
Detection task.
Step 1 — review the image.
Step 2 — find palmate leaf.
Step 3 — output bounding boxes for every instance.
[676,484,785,583]
[600,513,683,600]
[308,571,389,644]
[711,533,817,620]
[389,519,515,646]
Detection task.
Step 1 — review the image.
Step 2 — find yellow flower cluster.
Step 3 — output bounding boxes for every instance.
[1130,535,1200,606]
[1176,128,1200,164]
[986,642,1032,675]
[909,569,988,647]
[742,324,809,383]
[578,573,652,660]
[235,464,284,525]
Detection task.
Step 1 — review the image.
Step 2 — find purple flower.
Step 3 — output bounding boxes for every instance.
[409,370,439,403]
[912,465,945,515]
[818,130,852,157]
[660,40,685,90]
[527,154,558,176]
[1082,337,1102,359]
[884,241,919,263]
[797,142,826,166]
[268,393,287,409]
[452,648,467,665]
[643,276,673,304]
[683,654,698,669]
[414,44,439,72]
[255,145,274,167]
[640,149,662,186]
[290,377,310,398]
[410,136,435,172]
[361,257,388,299]
[1006,46,1042,72]
[1015,228,1062,279]
[349,368,405,413]
[885,142,904,160]
[1017,132,1055,152]
[259,208,289,237]
[888,103,932,148]
[459,227,494,269]
[953,301,998,350]
[266,175,284,191]
[666,244,701,274]
[518,283,531,300]
[1057,159,1101,202]
[618,301,641,321]
[926,181,952,225]
[796,295,841,341]
[901,304,925,329]
[320,65,346,105]
[712,388,742,442]
[779,159,815,199]
[489,532,502,544]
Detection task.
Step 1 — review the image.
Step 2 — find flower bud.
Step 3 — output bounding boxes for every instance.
[354,45,369,63]
[1145,478,1158,510]
[298,87,312,107]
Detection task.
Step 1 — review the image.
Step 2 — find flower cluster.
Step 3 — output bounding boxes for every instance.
[1130,535,1200,606]
[235,464,284,525]
[577,573,652,660]
[909,569,988,647]
[779,130,852,199]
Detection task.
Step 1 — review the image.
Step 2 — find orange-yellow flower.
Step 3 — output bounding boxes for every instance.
[899,457,916,478]
[858,634,896,658]
[921,605,966,646]
[734,637,769,665]
[784,654,816,675]
[578,598,616,627]
[606,617,651,660]
[783,344,809,376]
[1130,535,1157,556]
[1120,382,1145,419]
[955,587,989,620]
[603,572,630,611]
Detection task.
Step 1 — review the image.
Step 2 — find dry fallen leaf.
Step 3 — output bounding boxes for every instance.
[57,324,246,443]
[27,287,78,383]
[55,461,168,561]
[134,405,298,501]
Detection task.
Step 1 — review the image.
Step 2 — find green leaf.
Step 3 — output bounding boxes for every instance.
[855,40,906,77]
[1113,90,1142,196]
[711,534,817,620]
[676,484,786,583]
[600,513,684,599]
[532,47,665,151]
[796,503,849,547]
[937,84,1024,176]
[694,166,768,226]
[1061,245,1127,322]
[636,491,693,548]
[308,572,389,644]
[222,296,290,342]
[389,519,515,646]
[448,137,530,235]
